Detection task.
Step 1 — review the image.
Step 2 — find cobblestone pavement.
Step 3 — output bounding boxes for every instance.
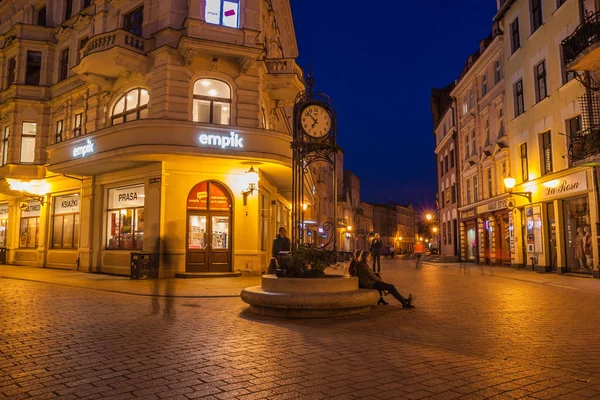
[2,260,600,399]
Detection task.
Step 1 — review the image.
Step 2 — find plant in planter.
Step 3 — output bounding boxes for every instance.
[276,246,337,278]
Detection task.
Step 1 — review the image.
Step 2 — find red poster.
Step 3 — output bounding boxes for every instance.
[210,183,231,210]
[187,182,208,210]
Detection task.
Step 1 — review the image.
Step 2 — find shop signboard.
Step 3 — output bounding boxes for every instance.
[460,209,476,219]
[477,199,507,215]
[541,171,587,200]
[0,204,8,219]
[108,185,145,209]
[72,139,95,158]
[198,131,244,149]
[54,195,80,215]
[21,200,41,218]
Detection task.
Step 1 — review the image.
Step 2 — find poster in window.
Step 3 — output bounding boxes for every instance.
[210,183,231,210]
[533,214,543,253]
[187,181,208,210]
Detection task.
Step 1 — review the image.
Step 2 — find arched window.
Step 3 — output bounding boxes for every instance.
[193,79,231,125]
[112,88,149,125]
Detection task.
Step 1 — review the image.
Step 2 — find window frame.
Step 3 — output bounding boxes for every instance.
[473,176,479,203]
[531,0,543,33]
[19,216,40,248]
[37,6,47,26]
[111,88,149,125]
[514,79,525,117]
[487,169,493,198]
[73,113,83,137]
[25,51,42,86]
[192,78,232,125]
[65,0,73,20]
[205,0,241,28]
[20,121,36,163]
[520,142,529,182]
[55,120,64,143]
[482,74,488,97]
[1,126,8,165]
[494,60,502,84]
[123,6,144,37]
[541,130,553,175]
[52,212,79,249]
[471,131,476,156]
[510,18,521,54]
[535,60,547,102]
[59,47,69,82]
[450,149,455,168]
[6,57,15,89]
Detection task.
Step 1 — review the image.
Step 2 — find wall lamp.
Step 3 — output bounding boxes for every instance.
[242,166,259,206]
[6,178,49,205]
[503,175,532,203]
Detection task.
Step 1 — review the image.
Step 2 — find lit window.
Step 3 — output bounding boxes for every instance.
[53,195,80,249]
[55,120,64,143]
[112,88,149,125]
[106,185,144,250]
[1,126,8,165]
[21,122,36,163]
[205,0,240,28]
[193,79,231,124]
[73,113,83,137]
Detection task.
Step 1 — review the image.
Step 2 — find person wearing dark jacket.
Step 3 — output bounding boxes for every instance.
[355,251,414,308]
[370,233,383,273]
[271,227,291,259]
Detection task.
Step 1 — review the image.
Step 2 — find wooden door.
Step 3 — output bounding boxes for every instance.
[186,213,209,272]
[209,213,230,272]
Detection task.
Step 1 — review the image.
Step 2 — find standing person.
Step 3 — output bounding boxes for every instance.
[355,251,413,308]
[370,233,383,273]
[389,245,395,259]
[271,227,291,261]
[414,241,425,269]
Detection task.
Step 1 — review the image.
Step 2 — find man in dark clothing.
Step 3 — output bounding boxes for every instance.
[272,227,291,259]
[370,233,383,273]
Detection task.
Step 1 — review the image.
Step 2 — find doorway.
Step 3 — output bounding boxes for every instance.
[186,181,232,273]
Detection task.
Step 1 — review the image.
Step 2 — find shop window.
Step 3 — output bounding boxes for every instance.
[563,196,593,271]
[123,6,144,36]
[21,122,36,163]
[205,0,240,28]
[520,142,529,181]
[6,57,15,88]
[59,48,69,82]
[25,51,42,86]
[0,204,7,247]
[37,6,47,26]
[19,201,41,248]
[112,88,149,125]
[106,185,144,250]
[53,195,80,249]
[510,18,520,54]
[65,0,73,20]
[514,79,524,117]
[55,120,64,143]
[73,113,83,137]
[1,126,8,165]
[530,0,543,33]
[541,130,552,175]
[193,79,231,125]
[535,60,547,102]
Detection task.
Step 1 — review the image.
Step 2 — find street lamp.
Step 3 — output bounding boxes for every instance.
[432,227,438,233]
[425,213,433,221]
[503,175,532,203]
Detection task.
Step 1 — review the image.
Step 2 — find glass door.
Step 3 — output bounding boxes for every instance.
[210,214,230,272]
[186,214,209,272]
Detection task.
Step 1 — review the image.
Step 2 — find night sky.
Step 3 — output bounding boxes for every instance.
[291,1,498,210]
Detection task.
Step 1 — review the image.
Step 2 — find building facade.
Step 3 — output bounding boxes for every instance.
[496,0,596,273]
[0,0,307,276]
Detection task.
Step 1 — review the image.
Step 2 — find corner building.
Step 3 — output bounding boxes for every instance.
[0,0,303,276]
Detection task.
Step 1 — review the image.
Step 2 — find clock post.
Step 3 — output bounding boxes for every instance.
[291,73,340,251]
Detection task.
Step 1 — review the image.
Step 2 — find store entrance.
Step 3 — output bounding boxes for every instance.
[186,181,232,273]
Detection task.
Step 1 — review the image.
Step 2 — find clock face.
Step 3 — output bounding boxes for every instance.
[301,105,331,138]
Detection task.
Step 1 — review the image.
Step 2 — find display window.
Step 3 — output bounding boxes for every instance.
[0,203,8,247]
[53,195,80,249]
[525,205,543,254]
[106,185,144,250]
[563,195,593,272]
[19,200,41,248]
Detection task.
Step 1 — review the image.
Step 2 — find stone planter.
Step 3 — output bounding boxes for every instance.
[240,274,379,318]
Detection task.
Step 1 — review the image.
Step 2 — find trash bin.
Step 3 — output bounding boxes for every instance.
[130,251,157,279]
[0,247,6,264]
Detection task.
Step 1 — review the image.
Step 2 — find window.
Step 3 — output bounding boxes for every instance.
[53,195,80,249]
[447,221,452,244]
[112,88,149,125]
[468,89,474,109]
[83,0,92,8]
[531,0,543,32]
[514,79,525,117]
[443,224,447,245]
[485,119,490,146]
[462,98,468,115]
[473,176,479,202]
[0,204,7,247]
[123,6,144,36]
[1,126,8,165]
[465,135,470,160]
[466,179,472,204]
[567,115,582,138]
[445,188,451,206]
[535,61,547,102]
[6,57,15,89]
[541,131,553,175]
[494,60,502,83]
[450,149,455,168]
[37,6,46,26]
[562,50,576,84]
[510,18,520,54]
[482,74,488,96]
[451,184,457,203]
[487,169,493,198]
[19,201,41,249]
[77,37,88,63]
[520,142,529,181]
[193,79,231,124]
[59,48,69,81]
[73,113,83,137]
[471,131,476,156]
[21,122,36,163]
[55,120,64,143]
[440,159,443,177]
[444,155,449,174]
[502,161,507,177]
[498,108,505,137]
[65,0,73,20]
[205,0,240,28]
[25,51,42,86]
[106,185,144,250]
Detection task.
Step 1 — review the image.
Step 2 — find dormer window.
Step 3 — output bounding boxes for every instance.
[205,0,240,28]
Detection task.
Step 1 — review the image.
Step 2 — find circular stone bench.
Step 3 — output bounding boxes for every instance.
[240,274,380,318]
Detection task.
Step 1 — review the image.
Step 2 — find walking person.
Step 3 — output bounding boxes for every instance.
[390,245,395,259]
[355,251,413,308]
[370,233,383,273]
[414,241,425,269]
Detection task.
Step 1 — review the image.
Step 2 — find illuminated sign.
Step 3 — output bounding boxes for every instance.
[198,132,243,149]
[73,139,95,158]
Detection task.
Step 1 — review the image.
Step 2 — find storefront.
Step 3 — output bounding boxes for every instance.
[459,208,478,262]
[476,197,511,265]
[0,203,8,248]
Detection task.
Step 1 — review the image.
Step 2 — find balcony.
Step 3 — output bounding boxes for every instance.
[73,29,150,78]
[263,58,304,101]
[569,126,600,163]
[562,11,600,71]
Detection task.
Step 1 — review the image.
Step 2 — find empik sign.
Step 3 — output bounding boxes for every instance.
[72,139,95,158]
[198,132,243,149]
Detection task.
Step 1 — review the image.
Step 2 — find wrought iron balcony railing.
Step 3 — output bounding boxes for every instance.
[569,126,600,162]
[562,11,600,66]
